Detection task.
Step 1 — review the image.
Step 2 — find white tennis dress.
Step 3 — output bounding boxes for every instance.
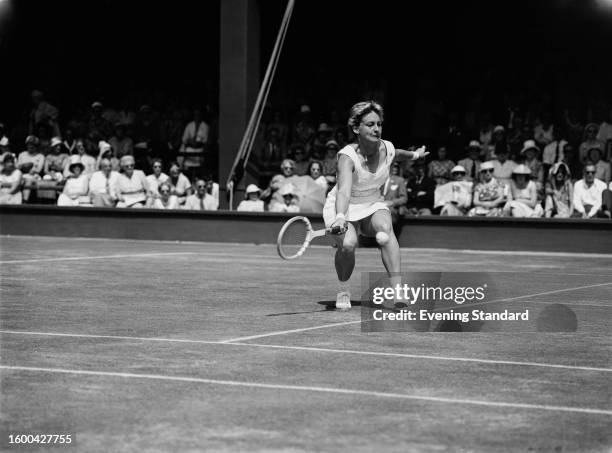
[323,140,395,227]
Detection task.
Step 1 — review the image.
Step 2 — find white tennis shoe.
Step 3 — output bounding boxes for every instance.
[335,291,351,310]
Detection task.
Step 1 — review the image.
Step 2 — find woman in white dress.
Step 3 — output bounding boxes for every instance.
[325,101,428,309]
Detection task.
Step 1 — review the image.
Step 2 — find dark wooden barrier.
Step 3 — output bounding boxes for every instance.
[1,204,611,253]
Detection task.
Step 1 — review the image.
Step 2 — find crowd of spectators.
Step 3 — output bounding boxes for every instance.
[1,90,611,220]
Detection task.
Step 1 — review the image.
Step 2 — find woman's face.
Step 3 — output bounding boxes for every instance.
[170,166,180,178]
[152,162,162,176]
[437,147,447,160]
[3,160,15,173]
[283,194,293,205]
[515,175,527,186]
[452,171,465,181]
[123,160,135,176]
[72,166,82,177]
[294,148,306,162]
[76,141,86,154]
[159,185,171,201]
[555,169,566,181]
[354,112,382,144]
[481,168,493,182]
[525,149,536,160]
[281,163,294,176]
[248,191,259,200]
[309,163,322,178]
[27,143,37,153]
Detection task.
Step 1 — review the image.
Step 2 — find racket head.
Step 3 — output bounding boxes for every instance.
[277,216,313,260]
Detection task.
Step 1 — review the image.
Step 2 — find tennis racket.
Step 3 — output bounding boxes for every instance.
[277,216,346,260]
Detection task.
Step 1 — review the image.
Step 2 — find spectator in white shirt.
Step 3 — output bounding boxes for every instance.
[458,141,482,182]
[152,182,179,210]
[168,162,192,205]
[0,155,23,204]
[180,109,209,177]
[579,123,605,165]
[184,178,218,211]
[89,158,119,207]
[270,183,300,213]
[146,158,169,201]
[586,147,611,185]
[491,145,517,187]
[572,165,607,218]
[237,184,265,212]
[57,161,90,206]
[115,155,149,208]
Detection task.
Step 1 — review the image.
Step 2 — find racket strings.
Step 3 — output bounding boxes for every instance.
[279,220,309,258]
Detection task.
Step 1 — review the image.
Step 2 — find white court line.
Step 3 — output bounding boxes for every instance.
[0,252,196,264]
[2,330,610,373]
[433,282,612,313]
[3,234,612,258]
[230,342,612,373]
[220,282,612,342]
[1,365,610,415]
[218,321,363,343]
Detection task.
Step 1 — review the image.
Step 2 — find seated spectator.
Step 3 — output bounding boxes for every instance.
[458,140,482,182]
[383,161,408,228]
[503,164,543,218]
[87,101,113,140]
[406,161,435,216]
[586,147,611,185]
[483,125,506,160]
[89,158,119,207]
[96,141,120,172]
[64,139,96,177]
[579,123,605,164]
[572,165,608,218]
[115,155,149,208]
[542,130,567,177]
[533,114,554,148]
[152,182,180,210]
[57,160,90,206]
[184,178,218,210]
[179,108,209,178]
[544,162,573,218]
[437,165,473,216]
[321,140,339,185]
[260,158,297,207]
[520,140,545,193]
[0,154,23,204]
[167,162,192,205]
[427,146,454,186]
[109,122,134,158]
[468,161,507,217]
[237,184,265,212]
[146,158,169,202]
[334,128,348,149]
[292,105,315,152]
[311,123,333,160]
[43,137,68,182]
[291,143,311,176]
[307,160,328,190]
[491,144,517,187]
[268,110,288,145]
[29,89,60,137]
[269,183,300,213]
[561,143,582,182]
[597,107,612,153]
[18,136,45,202]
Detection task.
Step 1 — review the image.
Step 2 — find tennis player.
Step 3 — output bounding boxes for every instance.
[323,101,428,309]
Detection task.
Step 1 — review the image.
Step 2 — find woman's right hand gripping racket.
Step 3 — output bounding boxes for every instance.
[277,216,346,260]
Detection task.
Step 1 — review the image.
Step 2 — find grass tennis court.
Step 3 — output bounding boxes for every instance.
[1,235,611,452]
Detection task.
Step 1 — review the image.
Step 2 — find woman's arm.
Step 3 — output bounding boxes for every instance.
[526,182,538,208]
[396,146,428,160]
[8,171,23,194]
[332,154,354,229]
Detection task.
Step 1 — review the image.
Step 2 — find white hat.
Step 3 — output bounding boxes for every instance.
[98,141,111,153]
[245,184,261,194]
[451,165,466,174]
[480,161,495,171]
[50,137,63,147]
[91,101,103,109]
[325,139,339,149]
[300,104,311,113]
[521,140,540,154]
[512,164,532,175]
[279,184,296,196]
[468,140,481,148]
[0,136,10,147]
[493,125,505,133]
